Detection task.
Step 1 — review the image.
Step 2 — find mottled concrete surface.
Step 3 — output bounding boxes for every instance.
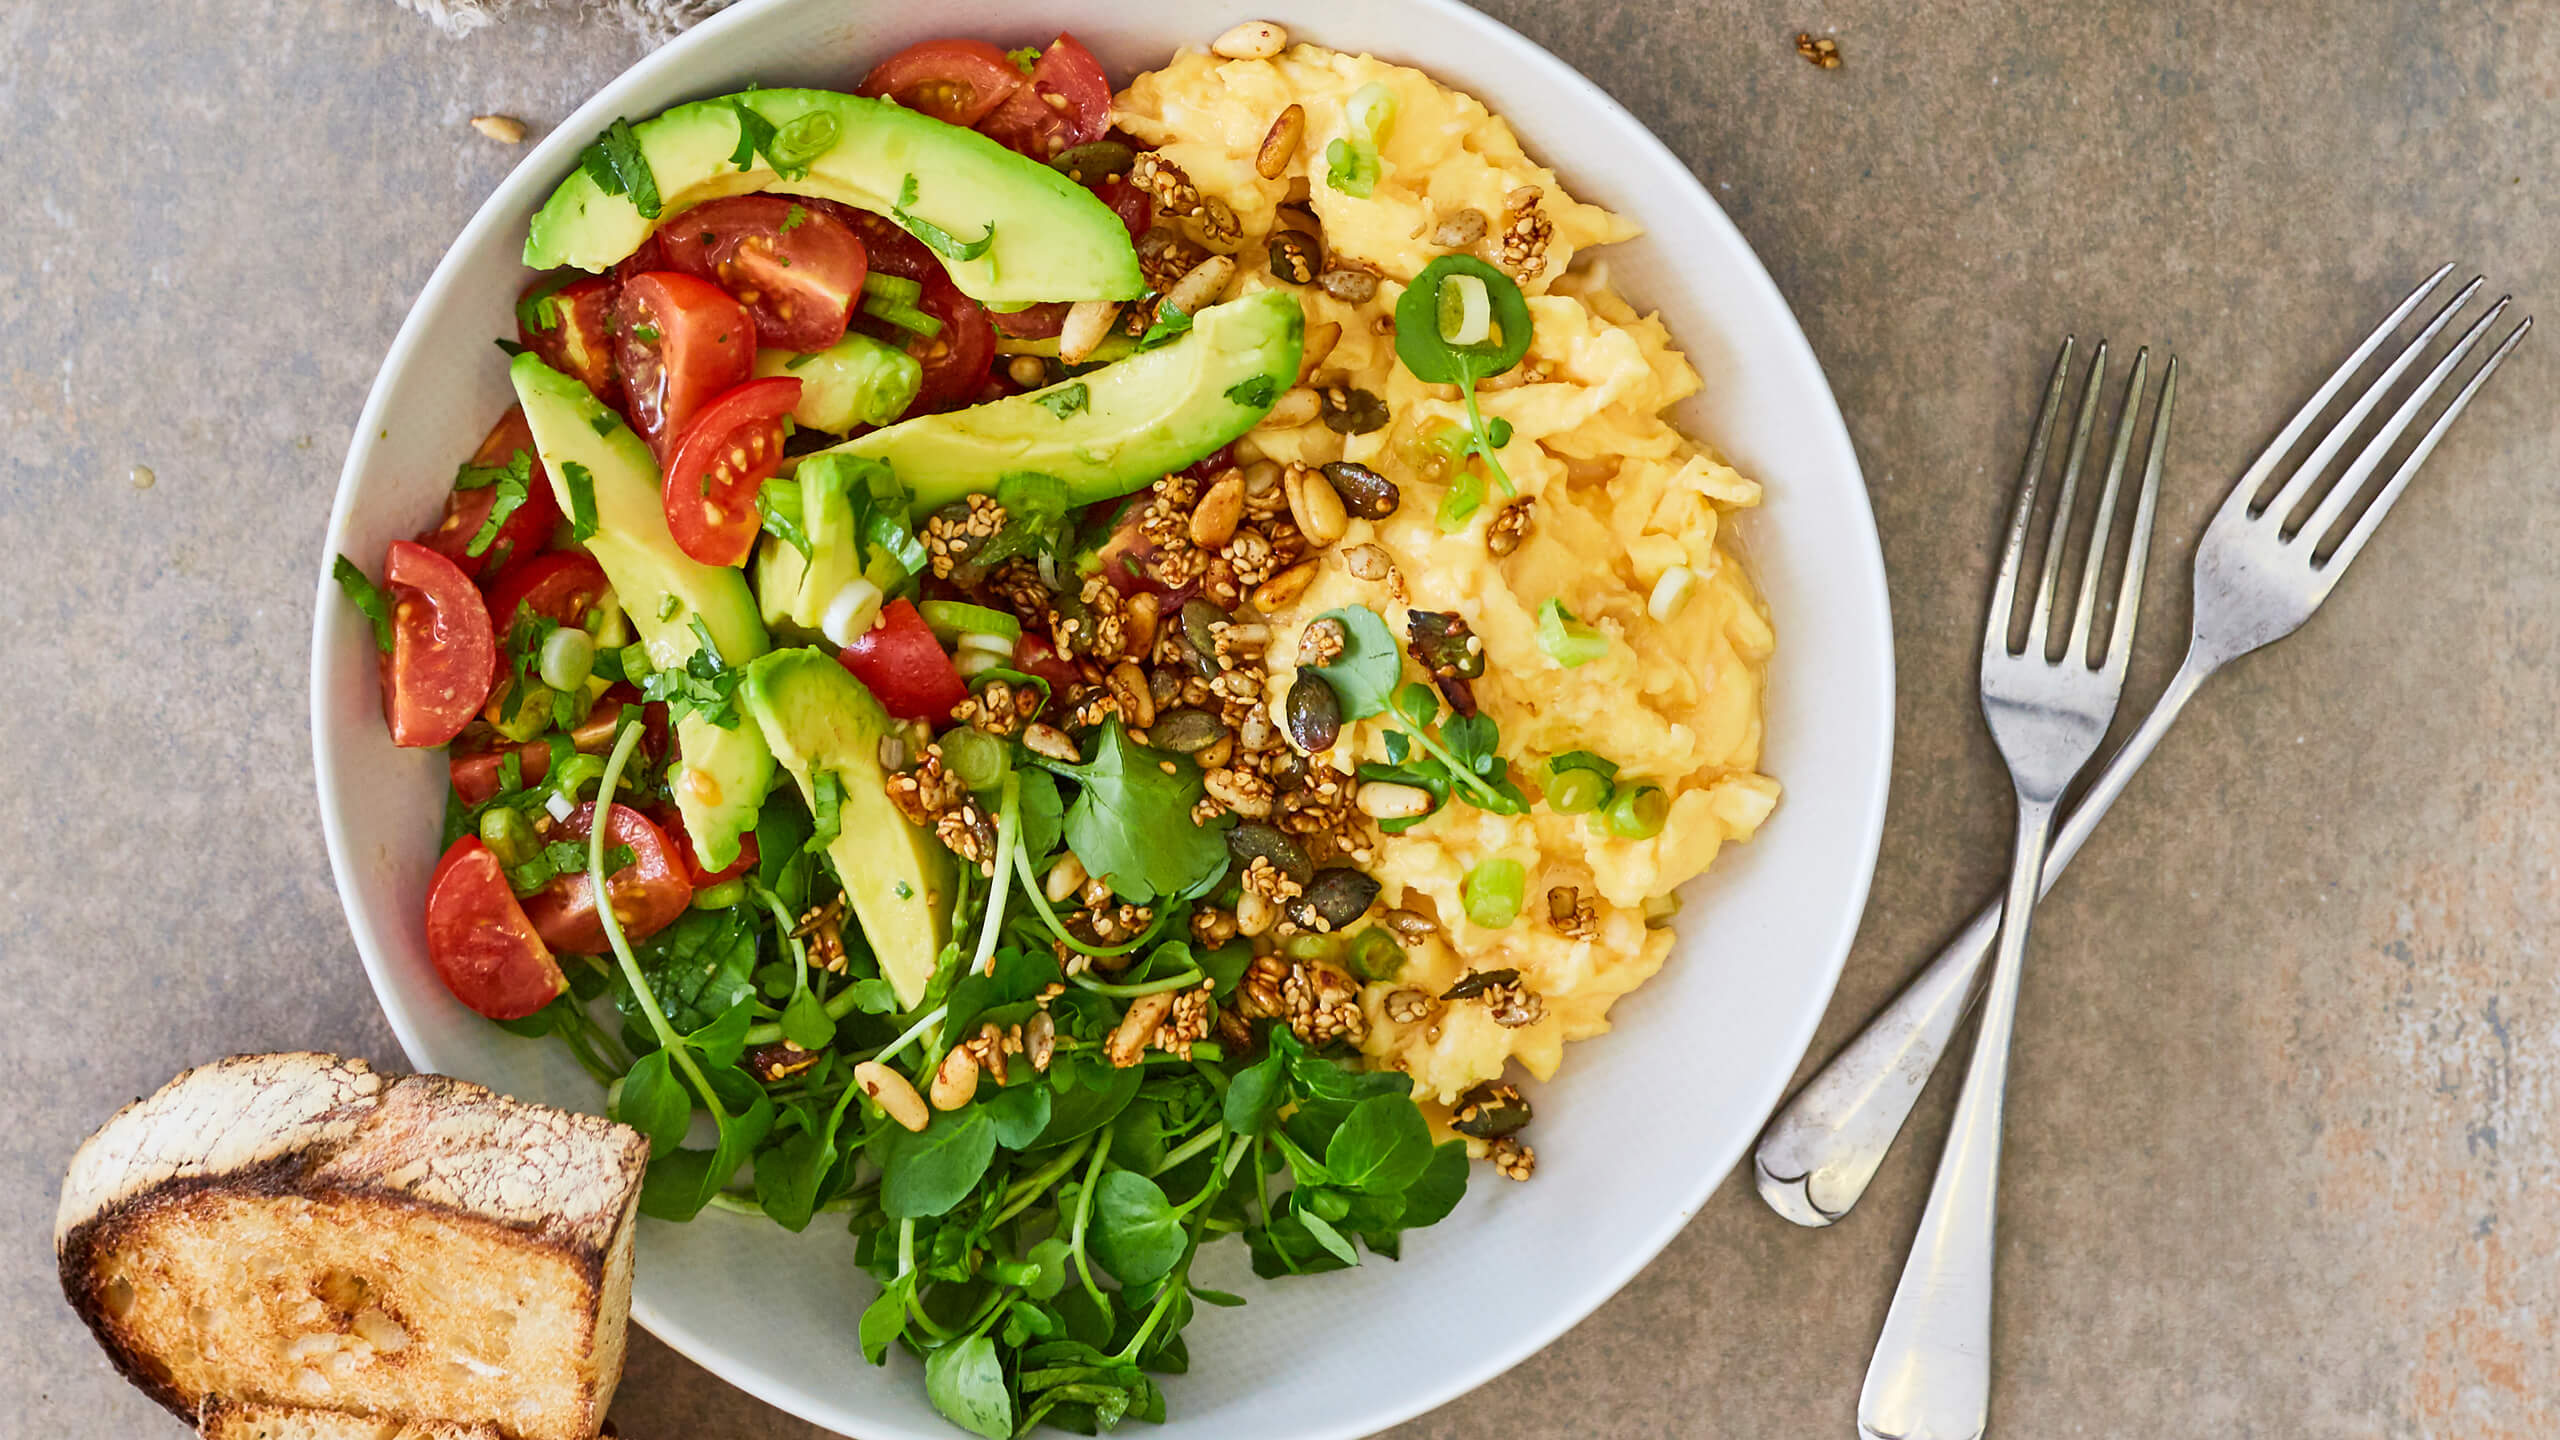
[4,1,2552,1435]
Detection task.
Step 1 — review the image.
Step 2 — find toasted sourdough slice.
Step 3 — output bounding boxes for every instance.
[59,1053,646,1440]
[200,1400,502,1439]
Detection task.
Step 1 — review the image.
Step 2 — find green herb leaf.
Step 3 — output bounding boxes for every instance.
[611,1049,693,1151]
[514,271,579,334]
[779,202,808,233]
[1307,605,1403,720]
[1137,302,1193,350]
[1323,1094,1436,1194]
[1224,374,1278,409]
[881,1106,998,1218]
[561,461,599,543]
[1222,1048,1286,1135]
[780,984,836,1050]
[1007,45,1042,75]
[1032,381,1090,419]
[982,1082,1054,1148]
[806,769,845,851]
[727,99,775,171]
[1089,1169,1188,1286]
[924,1336,1014,1440]
[1293,1205,1361,1266]
[331,555,395,653]
[757,478,813,559]
[1034,721,1227,902]
[1016,766,1066,860]
[464,467,531,558]
[1396,1140,1472,1229]
[578,117,662,220]
[892,174,995,262]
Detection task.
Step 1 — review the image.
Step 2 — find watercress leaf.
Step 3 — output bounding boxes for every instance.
[625,908,759,1036]
[1189,1286,1247,1308]
[1039,1063,1143,1146]
[923,1336,1013,1440]
[1307,606,1403,720]
[1089,1169,1188,1287]
[611,1049,692,1151]
[1221,1048,1285,1136]
[1392,254,1531,382]
[993,941,1064,1004]
[780,984,836,1050]
[858,1275,912,1365]
[1397,1139,1472,1229]
[686,994,758,1071]
[637,1146,719,1221]
[1037,720,1225,902]
[1196,939,1253,998]
[845,976,901,1014]
[330,555,397,653]
[752,1122,834,1232]
[1293,1205,1362,1267]
[881,1107,997,1218]
[1325,1094,1435,1195]
[1109,1100,1168,1177]
[982,1081,1054,1148]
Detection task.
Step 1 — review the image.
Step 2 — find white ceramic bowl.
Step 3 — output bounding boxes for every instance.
[311,1,1893,1434]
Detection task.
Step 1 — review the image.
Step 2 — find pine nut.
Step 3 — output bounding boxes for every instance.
[1109,660,1157,728]
[1341,542,1391,581]
[1289,464,1348,546]
[1125,591,1161,654]
[1060,300,1120,364]
[1356,781,1435,819]
[1026,1011,1055,1071]
[1191,470,1246,548]
[1236,889,1277,937]
[1212,20,1288,59]
[855,1061,929,1132]
[1045,854,1087,902]
[1296,320,1341,380]
[1263,386,1321,428]
[471,114,527,144]
[1252,560,1321,612]
[1257,104,1305,179]
[1163,254,1237,318]
[930,1046,981,1110]
[1108,991,1179,1067]
[1025,722,1081,762]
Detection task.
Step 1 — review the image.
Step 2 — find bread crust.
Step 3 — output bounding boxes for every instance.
[58,1054,645,1439]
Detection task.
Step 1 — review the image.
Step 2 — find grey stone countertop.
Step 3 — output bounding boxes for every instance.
[5,1,2552,1434]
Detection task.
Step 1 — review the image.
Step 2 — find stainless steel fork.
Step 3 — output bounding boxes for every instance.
[1854,340,2168,1440]
[1756,267,2533,1229]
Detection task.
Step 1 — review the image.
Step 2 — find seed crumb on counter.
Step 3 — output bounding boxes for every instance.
[471,114,528,144]
[1795,33,1842,69]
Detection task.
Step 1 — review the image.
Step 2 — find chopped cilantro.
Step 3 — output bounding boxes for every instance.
[331,555,394,653]
[464,468,531,558]
[453,447,532,493]
[589,412,620,437]
[891,174,994,262]
[1138,303,1194,350]
[783,350,819,370]
[561,461,599,543]
[1031,382,1090,419]
[514,272,580,334]
[1224,375,1278,409]
[1007,46,1041,76]
[727,100,776,172]
[631,322,662,344]
[780,203,808,233]
[494,338,530,358]
[577,117,662,220]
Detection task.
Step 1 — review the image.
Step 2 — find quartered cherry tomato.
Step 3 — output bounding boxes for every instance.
[839,597,969,721]
[858,38,1027,128]
[482,550,610,634]
[519,802,693,955]
[416,408,562,579]
[1093,177,1153,243]
[611,272,756,463]
[448,700,629,807]
[662,377,800,567]
[976,35,1112,160]
[517,272,622,404]
[424,835,567,1020]
[658,195,868,353]
[380,540,497,747]
[650,803,760,890]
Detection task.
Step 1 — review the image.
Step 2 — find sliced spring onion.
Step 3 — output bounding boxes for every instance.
[820,579,887,648]
[1647,565,1701,622]
[1437,272,1492,347]
[544,790,576,824]
[954,649,1006,678]
[919,599,1023,644]
[1462,857,1526,929]
[940,726,1011,791]
[1345,81,1399,144]
[1603,785,1669,840]
[1535,597,1610,668]
[861,274,925,306]
[537,626,596,692]
[957,630,1017,659]
[861,295,944,337]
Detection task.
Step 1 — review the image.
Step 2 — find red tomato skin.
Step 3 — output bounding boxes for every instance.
[839,598,970,721]
[858,38,1027,128]
[1010,635,1083,710]
[448,699,629,806]
[661,377,801,567]
[651,803,761,889]
[612,272,757,463]
[992,301,1070,341]
[481,550,610,634]
[519,803,694,955]
[896,272,997,415]
[417,408,562,579]
[424,836,568,1020]
[1093,178,1153,243]
[519,274,622,404]
[977,35,1112,159]
[657,196,868,353]
[381,541,498,748]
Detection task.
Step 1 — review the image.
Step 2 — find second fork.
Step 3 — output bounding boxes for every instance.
[1856,341,2172,1440]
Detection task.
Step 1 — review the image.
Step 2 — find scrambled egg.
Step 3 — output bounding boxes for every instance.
[1120,47,1780,1107]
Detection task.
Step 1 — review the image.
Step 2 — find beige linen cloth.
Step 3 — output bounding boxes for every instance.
[395,0,735,46]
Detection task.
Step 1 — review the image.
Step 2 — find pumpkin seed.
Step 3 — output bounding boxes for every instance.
[1450,1080,1532,1139]
[1319,386,1389,435]
[1267,227,1322,286]
[1441,968,1520,1000]
[1290,868,1381,932]
[1052,141,1136,185]
[1407,610,1487,678]
[1284,673,1342,752]
[1319,460,1400,519]
[1178,598,1228,677]
[1224,822,1313,885]
[1150,707,1232,755]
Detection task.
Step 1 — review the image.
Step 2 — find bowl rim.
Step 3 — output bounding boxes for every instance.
[309,0,1894,1431]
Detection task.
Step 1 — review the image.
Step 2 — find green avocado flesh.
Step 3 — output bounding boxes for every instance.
[509,355,773,869]
[524,88,1143,307]
[806,289,1306,517]
[755,333,921,434]
[755,455,907,641]
[740,648,955,1007]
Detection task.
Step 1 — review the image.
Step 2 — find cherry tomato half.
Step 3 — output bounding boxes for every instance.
[425,836,568,1021]
[839,597,969,722]
[380,540,498,748]
[858,37,1026,128]
[1010,634,1083,705]
[662,377,800,567]
[1093,177,1153,244]
[611,272,756,464]
[449,699,628,807]
[991,301,1069,341]
[896,272,998,415]
[483,550,610,635]
[518,272,621,404]
[519,802,693,955]
[976,35,1112,160]
[650,803,760,890]
[658,195,868,354]
[417,408,562,579]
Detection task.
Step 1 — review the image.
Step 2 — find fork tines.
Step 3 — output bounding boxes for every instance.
[2232,264,2532,574]
[1988,339,2178,675]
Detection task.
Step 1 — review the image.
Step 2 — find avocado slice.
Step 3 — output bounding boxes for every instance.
[806,290,1305,518]
[509,354,774,870]
[740,648,955,1007]
[754,455,909,641]
[754,333,921,435]
[524,89,1143,307]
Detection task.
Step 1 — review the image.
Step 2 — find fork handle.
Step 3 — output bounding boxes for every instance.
[1855,796,2056,1440]
[1752,649,2216,1227]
